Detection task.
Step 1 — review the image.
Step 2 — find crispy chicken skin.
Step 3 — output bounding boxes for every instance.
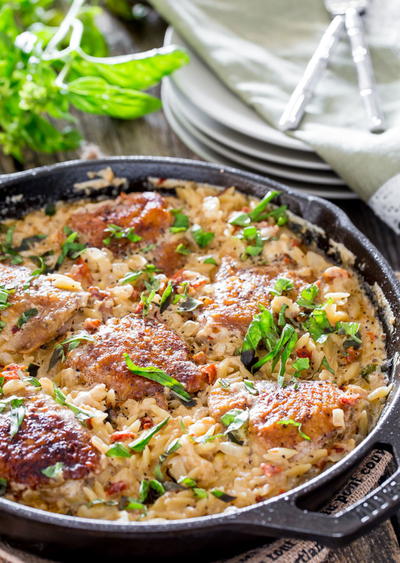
[67,314,209,402]
[0,395,99,489]
[209,380,361,449]
[0,264,88,353]
[69,191,172,249]
[202,258,310,333]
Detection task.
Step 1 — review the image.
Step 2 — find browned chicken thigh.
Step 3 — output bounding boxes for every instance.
[66,314,210,403]
[0,264,88,353]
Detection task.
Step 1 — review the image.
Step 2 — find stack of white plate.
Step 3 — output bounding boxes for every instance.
[162,27,355,199]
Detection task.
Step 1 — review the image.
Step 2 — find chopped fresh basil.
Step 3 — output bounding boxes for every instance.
[229,191,280,226]
[53,384,93,424]
[303,308,332,343]
[336,321,362,345]
[0,226,23,265]
[25,376,41,388]
[320,356,335,374]
[159,281,174,313]
[178,476,197,488]
[201,255,217,266]
[23,256,49,289]
[220,408,249,443]
[49,332,96,369]
[158,438,181,465]
[175,243,191,255]
[0,321,5,333]
[296,284,319,309]
[56,228,86,268]
[0,477,8,496]
[0,285,14,311]
[267,205,288,226]
[106,442,132,458]
[210,489,237,502]
[16,308,38,329]
[243,379,258,395]
[119,263,160,286]
[170,209,190,233]
[193,487,208,499]
[9,398,25,438]
[191,225,215,248]
[241,306,278,369]
[41,462,64,478]
[276,327,298,386]
[177,296,202,313]
[292,357,310,378]
[123,498,147,512]
[103,224,142,245]
[124,354,194,405]
[270,278,294,296]
[87,499,119,507]
[278,303,289,327]
[129,417,170,452]
[251,322,298,385]
[277,418,311,441]
[44,203,56,216]
[141,243,156,253]
[17,234,47,251]
[361,363,377,379]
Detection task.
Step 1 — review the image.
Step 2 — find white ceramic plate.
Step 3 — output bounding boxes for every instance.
[164,79,330,171]
[164,84,346,186]
[164,27,311,153]
[162,86,356,199]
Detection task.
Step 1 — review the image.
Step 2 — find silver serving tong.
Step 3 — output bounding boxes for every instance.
[279,0,385,133]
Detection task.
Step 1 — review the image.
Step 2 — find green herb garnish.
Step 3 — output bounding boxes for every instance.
[210,489,237,502]
[229,191,280,226]
[124,354,194,405]
[292,357,310,378]
[303,308,332,343]
[191,225,215,248]
[170,209,190,233]
[53,384,93,424]
[175,243,191,255]
[16,308,38,329]
[9,398,25,438]
[243,379,258,395]
[102,224,142,246]
[41,462,64,479]
[56,228,86,268]
[49,332,96,369]
[296,284,319,309]
[361,363,377,379]
[336,322,362,346]
[277,418,311,441]
[270,278,294,296]
[129,417,170,453]
[320,356,335,374]
[201,255,217,265]
[159,281,174,313]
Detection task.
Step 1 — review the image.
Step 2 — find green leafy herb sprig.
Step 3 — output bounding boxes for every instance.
[0,0,189,161]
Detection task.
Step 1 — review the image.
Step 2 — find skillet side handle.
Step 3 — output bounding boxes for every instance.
[231,465,400,546]
[231,448,400,546]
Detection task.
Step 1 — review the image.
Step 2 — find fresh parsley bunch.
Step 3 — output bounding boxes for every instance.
[0,0,189,161]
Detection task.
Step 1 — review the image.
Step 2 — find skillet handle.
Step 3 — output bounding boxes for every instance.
[231,443,400,546]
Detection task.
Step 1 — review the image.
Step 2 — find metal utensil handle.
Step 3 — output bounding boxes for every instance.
[279,15,344,131]
[345,8,385,133]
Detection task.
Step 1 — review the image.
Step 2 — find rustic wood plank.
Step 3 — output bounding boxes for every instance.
[0,8,398,562]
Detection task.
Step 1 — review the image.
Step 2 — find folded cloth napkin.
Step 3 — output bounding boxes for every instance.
[150,0,400,234]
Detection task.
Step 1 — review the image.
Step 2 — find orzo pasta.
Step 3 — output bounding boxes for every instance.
[0,171,388,522]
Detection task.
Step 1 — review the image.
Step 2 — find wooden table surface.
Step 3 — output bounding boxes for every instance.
[0,8,399,563]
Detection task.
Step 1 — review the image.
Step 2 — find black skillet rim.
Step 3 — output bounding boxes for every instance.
[0,156,398,539]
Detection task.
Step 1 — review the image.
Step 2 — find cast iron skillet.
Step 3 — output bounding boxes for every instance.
[0,157,399,562]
